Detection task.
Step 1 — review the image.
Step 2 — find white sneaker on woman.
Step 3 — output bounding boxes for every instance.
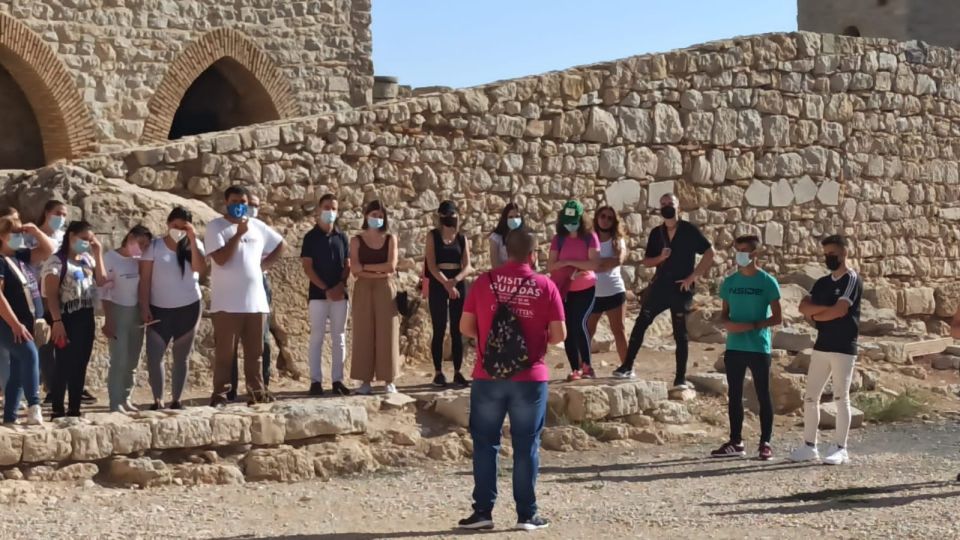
[26,405,43,426]
[822,444,849,465]
[124,400,140,412]
[385,383,397,394]
[788,444,820,462]
[356,382,372,395]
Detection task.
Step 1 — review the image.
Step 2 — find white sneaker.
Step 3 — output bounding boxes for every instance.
[356,382,372,395]
[822,444,849,466]
[26,405,43,426]
[788,444,820,462]
[124,400,139,412]
[385,383,397,394]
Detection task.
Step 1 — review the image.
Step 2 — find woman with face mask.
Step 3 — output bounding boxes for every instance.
[138,207,207,410]
[42,220,107,418]
[587,206,629,365]
[0,213,53,425]
[101,225,152,412]
[302,194,351,396]
[489,203,523,269]
[37,200,68,251]
[425,200,473,388]
[547,200,600,381]
[349,200,400,395]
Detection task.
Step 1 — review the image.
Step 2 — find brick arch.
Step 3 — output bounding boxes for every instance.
[0,14,97,163]
[142,28,300,144]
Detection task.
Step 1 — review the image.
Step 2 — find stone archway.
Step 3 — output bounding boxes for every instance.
[142,29,300,144]
[0,14,97,167]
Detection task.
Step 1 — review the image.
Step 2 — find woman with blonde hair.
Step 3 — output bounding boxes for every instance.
[587,206,628,364]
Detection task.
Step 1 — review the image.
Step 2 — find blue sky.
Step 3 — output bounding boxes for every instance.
[372,1,797,89]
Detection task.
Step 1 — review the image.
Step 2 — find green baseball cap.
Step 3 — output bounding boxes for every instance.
[559,200,584,226]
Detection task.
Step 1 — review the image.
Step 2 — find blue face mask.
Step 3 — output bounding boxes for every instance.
[564,223,580,233]
[73,239,91,254]
[321,210,338,225]
[7,233,25,250]
[49,215,66,230]
[227,203,248,219]
[367,217,385,230]
[735,252,753,267]
[507,217,522,230]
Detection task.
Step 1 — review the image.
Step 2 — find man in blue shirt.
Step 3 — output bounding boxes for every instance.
[711,235,782,461]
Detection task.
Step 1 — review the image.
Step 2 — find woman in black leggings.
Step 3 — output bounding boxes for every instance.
[424,200,473,388]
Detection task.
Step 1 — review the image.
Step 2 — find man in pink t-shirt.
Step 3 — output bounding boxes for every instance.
[457,227,565,532]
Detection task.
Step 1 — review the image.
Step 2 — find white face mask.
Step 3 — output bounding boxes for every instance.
[248,207,259,219]
[169,228,187,242]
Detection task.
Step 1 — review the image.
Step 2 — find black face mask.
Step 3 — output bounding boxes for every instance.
[440,215,459,228]
[660,206,677,220]
[825,255,842,271]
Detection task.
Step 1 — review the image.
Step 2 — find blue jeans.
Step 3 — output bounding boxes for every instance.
[0,325,40,422]
[470,380,548,521]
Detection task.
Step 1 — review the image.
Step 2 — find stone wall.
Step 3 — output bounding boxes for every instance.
[798,0,960,50]
[5,31,960,380]
[0,0,373,157]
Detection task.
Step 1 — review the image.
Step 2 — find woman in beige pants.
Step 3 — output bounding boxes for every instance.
[349,200,400,394]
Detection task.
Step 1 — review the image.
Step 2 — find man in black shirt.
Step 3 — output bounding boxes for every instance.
[614,193,715,388]
[789,235,862,466]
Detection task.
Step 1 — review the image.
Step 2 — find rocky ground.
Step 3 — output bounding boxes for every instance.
[0,420,958,540]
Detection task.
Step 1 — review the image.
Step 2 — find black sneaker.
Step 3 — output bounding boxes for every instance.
[209,397,227,409]
[516,515,549,531]
[332,381,351,396]
[453,372,470,387]
[150,401,162,411]
[432,372,447,388]
[80,389,97,404]
[169,401,184,410]
[710,441,746,458]
[309,382,324,396]
[612,364,635,379]
[457,512,494,530]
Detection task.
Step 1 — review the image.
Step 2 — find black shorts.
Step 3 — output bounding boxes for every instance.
[592,292,626,314]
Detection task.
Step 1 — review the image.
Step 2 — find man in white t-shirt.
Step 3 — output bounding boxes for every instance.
[204,186,285,405]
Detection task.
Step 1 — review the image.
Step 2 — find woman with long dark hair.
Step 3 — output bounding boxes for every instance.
[489,202,523,269]
[102,225,153,412]
[424,200,473,388]
[42,220,106,418]
[588,206,628,364]
[350,200,400,395]
[546,200,600,381]
[138,207,207,410]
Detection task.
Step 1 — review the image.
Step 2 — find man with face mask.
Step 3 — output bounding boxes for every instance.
[205,186,285,406]
[614,193,715,388]
[789,235,862,466]
[711,235,782,461]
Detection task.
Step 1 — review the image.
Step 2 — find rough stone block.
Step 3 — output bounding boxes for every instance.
[599,146,626,178]
[432,392,470,428]
[243,446,315,483]
[898,287,935,316]
[107,420,154,455]
[583,108,618,143]
[653,104,683,143]
[648,181,676,208]
[21,426,72,462]
[819,402,864,429]
[772,327,816,352]
[627,380,669,410]
[605,179,642,213]
[0,427,23,465]
[601,384,640,418]
[249,413,287,446]
[745,181,771,207]
[275,400,369,440]
[69,424,114,461]
[151,414,214,449]
[686,373,728,395]
[211,414,253,446]
[652,401,691,424]
[618,107,653,143]
[565,385,611,422]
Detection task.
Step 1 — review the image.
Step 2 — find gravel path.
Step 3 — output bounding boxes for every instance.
[1,421,959,539]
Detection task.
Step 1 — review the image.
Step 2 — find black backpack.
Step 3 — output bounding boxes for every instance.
[482,272,532,379]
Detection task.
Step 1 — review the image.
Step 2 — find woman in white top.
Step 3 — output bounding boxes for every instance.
[138,207,207,410]
[587,206,628,364]
[102,225,152,413]
[488,202,524,269]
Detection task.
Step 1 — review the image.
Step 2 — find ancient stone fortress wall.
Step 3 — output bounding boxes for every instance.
[0,0,373,167]
[5,31,960,372]
[798,0,960,50]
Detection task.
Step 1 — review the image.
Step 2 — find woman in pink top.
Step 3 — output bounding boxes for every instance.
[547,200,600,381]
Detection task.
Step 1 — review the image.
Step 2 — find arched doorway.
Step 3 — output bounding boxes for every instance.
[0,63,43,168]
[843,26,862,37]
[0,14,97,166]
[142,29,299,144]
[168,58,282,140]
